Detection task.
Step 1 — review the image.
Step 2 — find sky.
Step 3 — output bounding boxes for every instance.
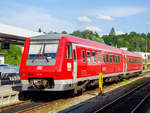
[0,0,150,35]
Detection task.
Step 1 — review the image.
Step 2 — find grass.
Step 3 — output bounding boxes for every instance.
[104,76,143,93]
[147,64,150,69]
[40,103,71,113]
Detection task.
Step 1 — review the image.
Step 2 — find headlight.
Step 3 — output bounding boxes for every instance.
[22,73,25,77]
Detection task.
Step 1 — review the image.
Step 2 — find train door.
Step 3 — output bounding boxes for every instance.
[125,56,127,72]
[114,55,118,73]
[112,54,116,73]
[124,55,127,73]
[123,55,124,72]
[109,54,114,74]
[72,44,77,83]
[101,52,107,75]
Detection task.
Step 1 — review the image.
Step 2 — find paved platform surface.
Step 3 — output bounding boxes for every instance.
[0,84,20,106]
[0,85,18,94]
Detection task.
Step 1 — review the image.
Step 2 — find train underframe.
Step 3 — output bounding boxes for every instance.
[19,70,142,98]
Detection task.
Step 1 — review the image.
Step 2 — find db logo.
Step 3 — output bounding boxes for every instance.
[102,67,106,71]
[37,66,42,70]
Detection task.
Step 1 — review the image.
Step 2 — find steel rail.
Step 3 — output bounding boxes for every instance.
[4,70,150,113]
[58,73,148,113]
[131,91,150,113]
[94,79,150,113]
[16,101,56,113]
[0,100,31,112]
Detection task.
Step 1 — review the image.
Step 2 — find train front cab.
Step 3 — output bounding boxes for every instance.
[19,36,78,91]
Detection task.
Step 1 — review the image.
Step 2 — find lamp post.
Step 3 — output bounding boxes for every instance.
[145,23,149,69]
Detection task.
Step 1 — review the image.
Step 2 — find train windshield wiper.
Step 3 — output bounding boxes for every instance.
[42,43,49,62]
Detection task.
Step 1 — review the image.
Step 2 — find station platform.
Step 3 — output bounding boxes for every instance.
[0,84,20,106]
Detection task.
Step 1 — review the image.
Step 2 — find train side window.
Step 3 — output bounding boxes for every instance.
[115,55,118,63]
[97,52,100,63]
[82,51,85,62]
[92,52,96,63]
[110,55,112,63]
[103,53,105,63]
[128,58,130,63]
[73,49,76,61]
[113,55,115,63]
[118,56,120,63]
[87,51,91,63]
[66,44,72,59]
[120,56,122,63]
[106,54,109,63]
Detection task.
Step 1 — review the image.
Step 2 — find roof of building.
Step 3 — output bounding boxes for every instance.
[0,24,43,45]
[0,53,4,55]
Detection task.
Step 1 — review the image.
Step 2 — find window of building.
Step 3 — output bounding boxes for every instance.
[97,52,100,63]
[103,53,105,63]
[82,51,85,62]
[66,44,72,59]
[87,51,91,63]
[92,52,96,63]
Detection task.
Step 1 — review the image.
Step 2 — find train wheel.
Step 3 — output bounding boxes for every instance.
[19,91,26,100]
[19,91,30,100]
[63,90,74,98]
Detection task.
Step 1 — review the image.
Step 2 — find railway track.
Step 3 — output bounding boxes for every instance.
[0,100,46,113]
[1,70,150,113]
[94,79,150,113]
[0,100,31,112]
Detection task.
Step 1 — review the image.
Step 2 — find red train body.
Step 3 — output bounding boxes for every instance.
[19,34,143,91]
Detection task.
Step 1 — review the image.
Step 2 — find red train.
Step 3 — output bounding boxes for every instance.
[19,34,143,93]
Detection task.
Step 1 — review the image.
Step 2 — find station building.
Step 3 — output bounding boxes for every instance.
[0,23,43,64]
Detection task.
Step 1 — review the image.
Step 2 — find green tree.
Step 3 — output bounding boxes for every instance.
[61,31,68,34]
[108,27,118,47]
[102,31,150,52]
[38,28,42,33]
[0,44,22,65]
[71,30,104,43]
[109,27,116,35]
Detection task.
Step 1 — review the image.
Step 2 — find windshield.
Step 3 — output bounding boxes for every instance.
[26,40,59,65]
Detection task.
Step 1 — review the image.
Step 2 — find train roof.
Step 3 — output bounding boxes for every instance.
[30,34,141,57]
[30,34,66,40]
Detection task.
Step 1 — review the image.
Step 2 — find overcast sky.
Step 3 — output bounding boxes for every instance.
[0,0,150,35]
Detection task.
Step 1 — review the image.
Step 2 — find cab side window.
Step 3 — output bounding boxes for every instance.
[66,44,72,59]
